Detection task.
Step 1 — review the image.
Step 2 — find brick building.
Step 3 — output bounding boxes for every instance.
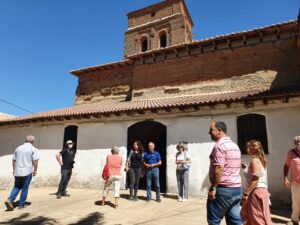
[0,0,299,205]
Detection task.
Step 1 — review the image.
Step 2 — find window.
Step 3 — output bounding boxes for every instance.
[159,31,167,48]
[237,114,268,154]
[63,125,78,150]
[141,37,148,52]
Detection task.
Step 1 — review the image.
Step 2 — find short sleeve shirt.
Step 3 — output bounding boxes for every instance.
[176,151,191,169]
[285,149,300,183]
[60,148,76,170]
[107,154,122,176]
[144,151,161,165]
[13,143,40,177]
[209,137,241,187]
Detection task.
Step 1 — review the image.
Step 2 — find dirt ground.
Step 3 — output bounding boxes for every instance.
[0,188,291,225]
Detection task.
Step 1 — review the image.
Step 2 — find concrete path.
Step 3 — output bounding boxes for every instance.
[0,188,291,225]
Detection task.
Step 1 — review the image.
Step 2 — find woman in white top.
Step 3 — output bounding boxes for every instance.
[175,142,191,202]
[240,140,272,225]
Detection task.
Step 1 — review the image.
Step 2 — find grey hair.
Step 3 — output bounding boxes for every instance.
[25,135,35,143]
[111,146,120,154]
[294,136,300,145]
[148,142,155,147]
[215,121,227,133]
[176,142,186,150]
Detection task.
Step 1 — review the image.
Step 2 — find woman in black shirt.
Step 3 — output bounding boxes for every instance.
[125,141,144,201]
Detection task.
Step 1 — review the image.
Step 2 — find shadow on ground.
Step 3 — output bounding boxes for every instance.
[69,212,105,225]
[120,194,147,201]
[95,200,115,208]
[0,212,105,225]
[161,193,178,200]
[0,213,57,225]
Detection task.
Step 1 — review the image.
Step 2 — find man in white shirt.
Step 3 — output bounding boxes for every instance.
[5,135,39,210]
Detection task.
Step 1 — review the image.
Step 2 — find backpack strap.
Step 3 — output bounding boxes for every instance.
[292,149,300,158]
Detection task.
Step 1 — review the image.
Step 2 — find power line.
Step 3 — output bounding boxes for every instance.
[0,99,34,114]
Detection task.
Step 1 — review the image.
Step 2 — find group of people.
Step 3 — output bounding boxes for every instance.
[101,140,192,208]
[207,121,300,225]
[3,122,300,225]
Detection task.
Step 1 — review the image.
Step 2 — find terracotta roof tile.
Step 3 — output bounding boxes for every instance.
[1,86,300,125]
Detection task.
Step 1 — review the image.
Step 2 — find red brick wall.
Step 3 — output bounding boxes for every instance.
[76,66,133,99]
[132,39,299,90]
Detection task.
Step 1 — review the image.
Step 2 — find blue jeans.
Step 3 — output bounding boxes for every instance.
[207,186,242,225]
[146,167,160,200]
[8,173,32,206]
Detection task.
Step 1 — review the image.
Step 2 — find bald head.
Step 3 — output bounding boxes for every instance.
[148,142,155,152]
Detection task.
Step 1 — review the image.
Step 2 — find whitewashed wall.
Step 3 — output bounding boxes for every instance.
[0,105,299,205]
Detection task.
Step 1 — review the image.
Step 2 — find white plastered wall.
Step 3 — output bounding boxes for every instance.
[0,105,299,205]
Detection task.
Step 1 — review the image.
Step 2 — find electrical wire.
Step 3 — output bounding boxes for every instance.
[0,98,34,114]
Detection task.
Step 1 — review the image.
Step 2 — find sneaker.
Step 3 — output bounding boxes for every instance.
[177,197,183,202]
[182,198,188,202]
[56,194,61,199]
[133,196,138,201]
[157,199,161,203]
[5,200,14,211]
[128,196,134,201]
[146,199,151,203]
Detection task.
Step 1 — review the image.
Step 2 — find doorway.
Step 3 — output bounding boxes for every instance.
[127,120,167,192]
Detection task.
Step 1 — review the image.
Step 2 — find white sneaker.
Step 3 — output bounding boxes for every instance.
[177,197,183,202]
[182,198,188,202]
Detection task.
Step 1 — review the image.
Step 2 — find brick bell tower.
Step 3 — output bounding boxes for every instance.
[124,0,193,57]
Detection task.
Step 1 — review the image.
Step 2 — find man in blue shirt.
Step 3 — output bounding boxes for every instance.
[143,142,162,202]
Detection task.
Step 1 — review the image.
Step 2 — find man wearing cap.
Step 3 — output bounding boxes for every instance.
[5,135,39,210]
[284,136,300,225]
[56,140,76,199]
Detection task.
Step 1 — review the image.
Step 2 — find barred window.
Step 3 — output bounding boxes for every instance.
[237,114,268,154]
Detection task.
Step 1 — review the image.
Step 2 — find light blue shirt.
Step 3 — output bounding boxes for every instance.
[13,143,39,176]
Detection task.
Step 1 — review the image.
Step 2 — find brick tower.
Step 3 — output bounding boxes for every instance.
[124,0,193,57]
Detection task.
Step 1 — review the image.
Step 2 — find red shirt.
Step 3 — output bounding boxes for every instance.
[107,155,122,176]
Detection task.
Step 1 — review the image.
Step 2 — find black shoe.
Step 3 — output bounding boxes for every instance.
[57,194,61,199]
[128,196,134,201]
[133,196,138,201]
[61,193,70,197]
[157,199,161,203]
[18,205,27,210]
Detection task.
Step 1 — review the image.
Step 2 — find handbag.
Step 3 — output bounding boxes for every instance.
[102,164,110,180]
[183,151,191,169]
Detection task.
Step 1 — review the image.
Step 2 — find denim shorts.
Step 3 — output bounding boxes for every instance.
[207,186,242,225]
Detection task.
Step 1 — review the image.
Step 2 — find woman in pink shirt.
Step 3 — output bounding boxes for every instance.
[102,146,122,208]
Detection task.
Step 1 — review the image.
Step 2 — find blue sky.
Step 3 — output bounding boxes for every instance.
[0,0,299,116]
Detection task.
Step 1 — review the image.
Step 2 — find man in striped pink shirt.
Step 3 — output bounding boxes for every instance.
[207,121,242,225]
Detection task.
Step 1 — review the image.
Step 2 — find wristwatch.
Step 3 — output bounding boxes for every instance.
[209,186,217,192]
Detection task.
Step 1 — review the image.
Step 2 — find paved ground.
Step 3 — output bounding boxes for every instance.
[0,188,291,225]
